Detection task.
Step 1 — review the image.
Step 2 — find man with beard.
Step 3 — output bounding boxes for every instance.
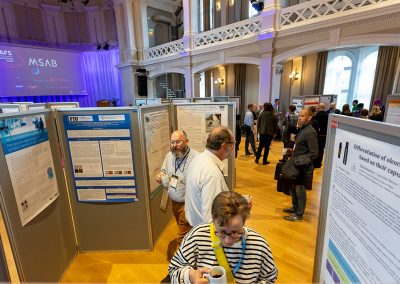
[156,130,198,263]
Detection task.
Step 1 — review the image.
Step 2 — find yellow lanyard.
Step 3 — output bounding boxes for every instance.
[210,223,236,284]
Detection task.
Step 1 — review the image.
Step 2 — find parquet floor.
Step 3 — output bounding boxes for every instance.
[61,140,323,283]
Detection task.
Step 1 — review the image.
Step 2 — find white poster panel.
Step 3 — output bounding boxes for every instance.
[143,109,170,193]
[0,114,59,226]
[385,99,400,125]
[176,105,229,175]
[320,128,400,283]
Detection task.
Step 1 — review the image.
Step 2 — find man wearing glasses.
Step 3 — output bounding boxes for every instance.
[185,126,235,227]
[169,191,278,283]
[156,130,198,262]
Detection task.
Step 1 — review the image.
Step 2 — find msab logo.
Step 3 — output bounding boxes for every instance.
[0,50,12,56]
[29,57,58,68]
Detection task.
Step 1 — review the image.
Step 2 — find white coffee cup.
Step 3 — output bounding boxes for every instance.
[161,174,171,188]
[282,148,287,155]
[204,266,227,284]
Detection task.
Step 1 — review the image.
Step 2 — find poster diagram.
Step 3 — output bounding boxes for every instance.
[143,109,170,194]
[176,105,229,175]
[63,113,137,202]
[320,128,400,283]
[0,114,59,226]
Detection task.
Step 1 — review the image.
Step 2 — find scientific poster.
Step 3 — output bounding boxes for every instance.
[0,114,59,226]
[320,128,400,283]
[385,99,400,125]
[143,109,170,193]
[176,105,229,175]
[63,113,137,202]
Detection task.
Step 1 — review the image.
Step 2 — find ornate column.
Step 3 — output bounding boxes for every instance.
[132,0,149,61]
[271,63,283,102]
[84,5,103,44]
[0,0,19,38]
[40,4,67,44]
[259,52,273,103]
[193,73,201,98]
[260,0,281,35]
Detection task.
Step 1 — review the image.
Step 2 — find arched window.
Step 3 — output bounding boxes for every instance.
[323,53,353,108]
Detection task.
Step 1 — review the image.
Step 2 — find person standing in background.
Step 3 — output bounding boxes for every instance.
[351,100,359,112]
[314,103,329,168]
[273,99,282,141]
[255,103,277,165]
[243,104,257,155]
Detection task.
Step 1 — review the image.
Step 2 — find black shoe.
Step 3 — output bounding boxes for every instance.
[245,152,252,155]
[283,207,295,213]
[262,161,270,165]
[160,274,171,283]
[284,213,303,221]
[255,159,259,164]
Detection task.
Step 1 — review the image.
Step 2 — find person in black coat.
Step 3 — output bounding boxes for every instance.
[314,103,329,168]
[255,103,278,165]
[283,108,318,221]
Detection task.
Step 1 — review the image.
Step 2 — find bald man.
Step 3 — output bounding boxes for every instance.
[283,108,318,221]
[185,126,234,226]
[156,130,198,260]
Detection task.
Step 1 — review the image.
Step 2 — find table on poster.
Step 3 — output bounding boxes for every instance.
[63,113,137,202]
[319,128,400,283]
[0,114,59,226]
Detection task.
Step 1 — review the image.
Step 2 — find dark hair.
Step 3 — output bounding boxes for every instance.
[212,191,250,227]
[263,102,274,112]
[289,105,296,112]
[342,104,350,113]
[308,106,316,114]
[357,103,364,109]
[361,108,369,116]
[247,104,253,110]
[206,127,233,150]
[353,100,359,104]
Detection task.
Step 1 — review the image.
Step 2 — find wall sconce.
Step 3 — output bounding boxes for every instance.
[216,1,221,11]
[214,77,224,88]
[289,70,300,84]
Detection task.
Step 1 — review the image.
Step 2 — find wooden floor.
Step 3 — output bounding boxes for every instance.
[61,140,323,283]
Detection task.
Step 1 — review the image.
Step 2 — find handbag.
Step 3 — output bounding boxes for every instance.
[279,158,300,180]
[274,161,284,181]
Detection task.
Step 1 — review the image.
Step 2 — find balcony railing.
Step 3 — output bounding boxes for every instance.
[280,0,390,28]
[194,17,262,49]
[144,39,184,61]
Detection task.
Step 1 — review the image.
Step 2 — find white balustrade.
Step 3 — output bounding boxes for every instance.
[281,0,389,28]
[144,39,184,61]
[194,17,262,49]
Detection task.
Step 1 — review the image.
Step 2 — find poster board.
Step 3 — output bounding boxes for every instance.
[229,96,241,116]
[10,103,32,111]
[213,96,229,102]
[173,102,235,190]
[313,114,400,283]
[26,103,46,111]
[46,102,79,109]
[0,104,20,113]
[193,98,212,103]
[138,105,173,243]
[291,96,304,114]
[304,95,320,108]
[171,98,191,104]
[384,95,400,125]
[55,107,152,251]
[0,110,76,281]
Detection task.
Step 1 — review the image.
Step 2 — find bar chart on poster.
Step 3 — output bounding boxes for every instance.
[63,113,137,202]
[319,127,400,283]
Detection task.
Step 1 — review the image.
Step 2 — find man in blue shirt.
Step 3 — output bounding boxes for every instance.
[243,104,257,155]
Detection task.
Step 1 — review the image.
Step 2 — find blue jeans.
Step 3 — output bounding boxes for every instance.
[290,185,306,216]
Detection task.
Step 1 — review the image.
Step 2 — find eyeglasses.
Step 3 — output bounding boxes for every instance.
[214,229,244,239]
[171,140,184,145]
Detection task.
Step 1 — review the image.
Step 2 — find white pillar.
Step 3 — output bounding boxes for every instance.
[132,0,149,61]
[84,5,103,44]
[0,0,18,38]
[193,73,201,98]
[220,0,227,26]
[260,0,281,33]
[259,53,273,103]
[117,65,136,105]
[184,66,194,98]
[40,4,67,43]
[271,64,283,102]
[182,0,199,51]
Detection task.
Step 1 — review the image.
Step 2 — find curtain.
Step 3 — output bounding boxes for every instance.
[313,51,328,95]
[371,46,400,107]
[244,64,259,112]
[0,49,121,107]
[234,64,246,117]
[81,49,121,106]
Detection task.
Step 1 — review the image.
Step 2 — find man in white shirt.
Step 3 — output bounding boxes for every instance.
[243,104,257,155]
[185,126,234,226]
[156,130,198,259]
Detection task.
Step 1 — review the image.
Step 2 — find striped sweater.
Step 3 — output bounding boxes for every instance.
[168,223,278,284]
